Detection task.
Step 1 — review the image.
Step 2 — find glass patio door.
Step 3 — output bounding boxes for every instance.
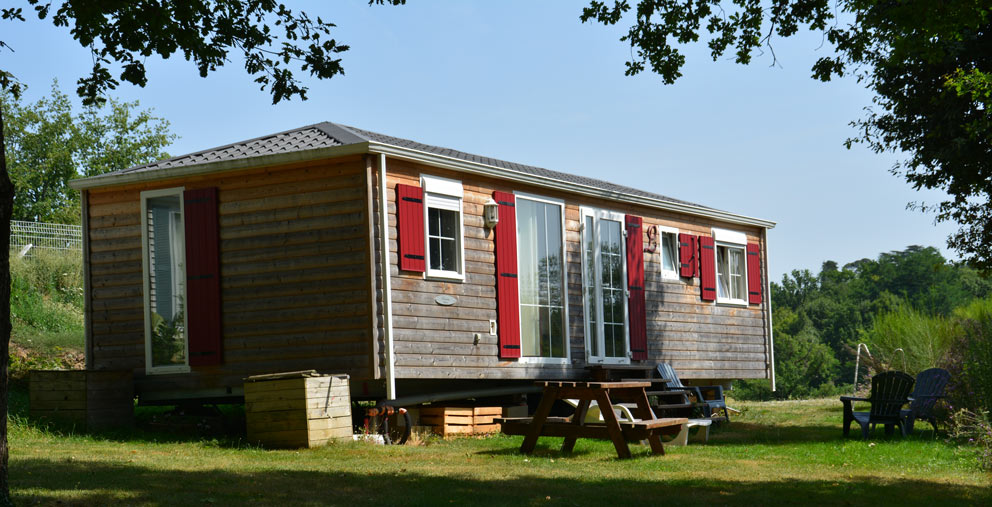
[580,207,629,364]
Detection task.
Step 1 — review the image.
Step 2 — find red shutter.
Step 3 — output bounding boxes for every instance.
[699,235,717,302]
[678,233,697,278]
[625,215,648,360]
[184,187,222,366]
[493,191,521,358]
[396,184,425,272]
[747,243,763,304]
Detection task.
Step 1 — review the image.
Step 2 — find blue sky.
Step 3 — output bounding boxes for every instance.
[2,1,959,281]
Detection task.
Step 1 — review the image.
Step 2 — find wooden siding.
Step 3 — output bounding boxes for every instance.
[86,156,379,398]
[382,158,771,381]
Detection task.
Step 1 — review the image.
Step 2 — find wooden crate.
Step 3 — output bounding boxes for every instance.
[244,372,351,449]
[420,406,503,436]
[30,370,133,430]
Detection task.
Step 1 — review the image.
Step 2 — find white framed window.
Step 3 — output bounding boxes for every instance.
[713,227,748,306]
[658,225,680,280]
[422,175,464,281]
[580,207,629,365]
[515,193,569,363]
[141,187,189,374]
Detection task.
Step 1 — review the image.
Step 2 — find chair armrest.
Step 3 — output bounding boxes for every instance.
[668,385,705,403]
[696,385,724,401]
[840,396,869,402]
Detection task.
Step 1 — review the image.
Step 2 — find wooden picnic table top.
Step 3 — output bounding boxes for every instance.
[535,380,653,389]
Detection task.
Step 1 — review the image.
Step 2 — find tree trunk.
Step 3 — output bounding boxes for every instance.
[0,99,13,505]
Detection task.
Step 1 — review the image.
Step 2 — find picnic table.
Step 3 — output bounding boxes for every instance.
[497,381,687,459]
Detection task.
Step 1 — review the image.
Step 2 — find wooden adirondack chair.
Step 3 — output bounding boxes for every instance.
[844,371,915,439]
[655,363,730,422]
[901,368,951,434]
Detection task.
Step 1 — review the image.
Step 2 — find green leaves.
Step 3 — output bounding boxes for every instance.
[582,1,834,83]
[1,81,176,223]
[584,2,992,272]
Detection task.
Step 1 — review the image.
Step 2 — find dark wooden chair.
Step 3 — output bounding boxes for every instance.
[655,363,730,422]
[901,368,951,434]
[843,371,915,439]
[648,389,694,418]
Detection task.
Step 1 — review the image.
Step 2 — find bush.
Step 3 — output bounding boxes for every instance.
[863,304,953,375]
[944,298,992,412]
[949,409,992,471]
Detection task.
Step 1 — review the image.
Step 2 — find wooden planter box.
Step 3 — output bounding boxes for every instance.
[244,372,351,449]
[420,406,503,436]
[29,370,134,430]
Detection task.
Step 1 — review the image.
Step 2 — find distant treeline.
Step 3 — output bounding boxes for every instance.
[737,245,992,400]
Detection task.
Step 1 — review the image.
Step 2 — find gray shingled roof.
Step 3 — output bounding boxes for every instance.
[98,121,711,209]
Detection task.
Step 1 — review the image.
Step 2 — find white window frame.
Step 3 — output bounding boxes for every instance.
[421,175,465,282]
[712,227,749,307]
[657,225,680,280]
[514,192,570,364]
[141,187,190,375]
[580,206,630,365]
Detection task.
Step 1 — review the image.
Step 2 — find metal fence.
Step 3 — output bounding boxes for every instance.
[10,220,83,253]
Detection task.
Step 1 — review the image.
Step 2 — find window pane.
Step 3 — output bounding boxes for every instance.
[717,245,731,299]
[662,232,677,273]
[550,307,564,358]
[730,247,744,300]
[602,219,625,359]
[520,305,540,356]
[428,207,439,236]
[584,216,598,358]
[429,237,441,270]
[517,199,539,305]
[517,198,566,358]
[440,208,457,238]
[441,238,457,271]
[146,195,186,368]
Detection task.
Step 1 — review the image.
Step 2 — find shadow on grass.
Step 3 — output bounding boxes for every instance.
[10,382,255,449]
[12,457,991,506]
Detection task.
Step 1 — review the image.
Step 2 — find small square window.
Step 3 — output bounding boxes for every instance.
[428,206,459,272]
[422,175,464,281]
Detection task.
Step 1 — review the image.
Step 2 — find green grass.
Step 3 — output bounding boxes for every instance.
[9,248,86,375]
[9,394,991,506]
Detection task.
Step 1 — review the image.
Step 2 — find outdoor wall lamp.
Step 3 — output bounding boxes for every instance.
[483,197,499,229]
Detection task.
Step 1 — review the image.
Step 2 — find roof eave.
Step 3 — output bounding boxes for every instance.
[68,142,372,191]
[368,142,777,230]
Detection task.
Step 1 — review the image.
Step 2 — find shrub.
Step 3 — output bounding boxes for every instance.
[948,409,992,471]
[863,304,953,375]
[944,298,992,412]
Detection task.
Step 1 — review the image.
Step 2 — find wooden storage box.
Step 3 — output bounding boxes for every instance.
[29,370,134,430]
[420,406,503,436]
[244,372,351,448]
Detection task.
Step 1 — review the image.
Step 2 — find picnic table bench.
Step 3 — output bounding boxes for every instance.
[497,380,687,459]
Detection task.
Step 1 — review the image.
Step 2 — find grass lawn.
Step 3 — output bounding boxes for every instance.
[9,392,991,506]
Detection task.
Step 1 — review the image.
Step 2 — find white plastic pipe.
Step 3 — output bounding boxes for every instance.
[763,228,776,392]
[378,153,396,399]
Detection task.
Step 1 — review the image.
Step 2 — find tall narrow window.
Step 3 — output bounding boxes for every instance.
[516,195,567,360]
[581,207,628,364]
[422,175,464,280]
[658,225,679,280]
[717,245,746,301]
[713,228,748,305]
[141,188,188,373]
